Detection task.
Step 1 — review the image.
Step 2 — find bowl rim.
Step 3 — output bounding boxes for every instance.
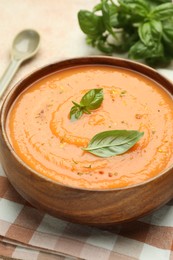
[1,55,173,192]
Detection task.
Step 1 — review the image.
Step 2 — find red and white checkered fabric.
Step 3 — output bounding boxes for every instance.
[0,165,173,260]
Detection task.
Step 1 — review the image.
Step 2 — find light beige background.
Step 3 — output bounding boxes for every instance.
[0,0,100,90]
[0,0,172,91]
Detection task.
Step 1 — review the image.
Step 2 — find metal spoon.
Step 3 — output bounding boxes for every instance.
[0,29,40,98]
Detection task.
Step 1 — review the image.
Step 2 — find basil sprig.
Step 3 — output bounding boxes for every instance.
[78,0,173,67]
[70,88,103,120]
[82,130,144,158]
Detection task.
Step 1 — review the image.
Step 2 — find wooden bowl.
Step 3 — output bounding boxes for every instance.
[0,57,173,227]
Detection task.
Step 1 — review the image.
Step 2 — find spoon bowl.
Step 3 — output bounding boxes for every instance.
[12,29,40,61]
[0,29,40,99]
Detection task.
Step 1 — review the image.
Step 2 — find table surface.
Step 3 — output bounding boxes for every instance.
[0,0,173,88]
[0,1,173,260]
[0,0,101,91]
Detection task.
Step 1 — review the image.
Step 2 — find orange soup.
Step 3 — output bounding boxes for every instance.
[6,65,173,189]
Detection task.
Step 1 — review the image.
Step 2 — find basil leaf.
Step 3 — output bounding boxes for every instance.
[151,3,173,21]
[118,0,149,20]
[150,42,164,58]
[163,21,173,46]
[78,10,105,37]
[145,42,165,67]
[86,36,96,47]
[129,40,164,60]
[128,41,150,59]
[70,89,104,121]
[162,21,173,56]
[152,0,172,3]
[80,88,103,110]
[109,3,119,27]
[70,106,83,121]
[138,20,162,46]
[101,0,118,37]
[72,101,82,108]
[146,55,171,67]
[83,130,144,158]
[93,3,102,12]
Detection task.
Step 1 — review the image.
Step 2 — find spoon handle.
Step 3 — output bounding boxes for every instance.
[0,58,21,99]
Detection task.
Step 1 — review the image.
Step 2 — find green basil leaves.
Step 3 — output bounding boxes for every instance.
[78,0,173,67]
[70,89,103,121]
[69,89,144,157]
[78,11,105,38]
[138,20,162,47]
[82,130,144,158]
[151,3,173,21]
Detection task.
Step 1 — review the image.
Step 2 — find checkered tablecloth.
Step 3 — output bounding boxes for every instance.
[0,164,173,260]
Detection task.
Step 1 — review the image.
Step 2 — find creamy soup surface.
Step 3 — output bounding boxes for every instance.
[6,65,173,189]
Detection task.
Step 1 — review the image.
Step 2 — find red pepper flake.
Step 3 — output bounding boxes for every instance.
[135,114,143,119]
[108,173,113,177]
[77,172,83,176]
[99,171,104,175]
